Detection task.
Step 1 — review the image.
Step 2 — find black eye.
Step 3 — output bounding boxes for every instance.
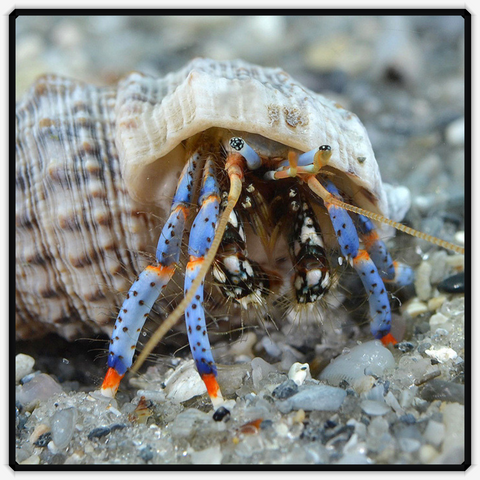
[319,145,331,151]
[230,137,244,151]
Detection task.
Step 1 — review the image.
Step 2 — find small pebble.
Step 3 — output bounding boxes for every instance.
[213,406,230,422]
[320,341,395,386]
[399,413,416,425]
[454,231,464,246]
[51,407,77,449]
[415,262,433,301]
[33,432,52,448]
[445,117,464,146]
[423,419,445,447]
[360,400,391,416]
[87,426,111,440]
[29,423,51,445]
[16,373,63,410]
[164,360,207,403]
[139,445,154,462]
[251,357,277,390]
[419,444,439,463]
[277,384,346,413]
[437,272,465,294]
[404,299,429,317]
[420,380,465,404]
[272,379,299,399]
[395,341,415,353]
[109,423,127,433]
[288,362,311,386]
[15,354,35,383]
[428,295,446,311]
[425,346,457,363]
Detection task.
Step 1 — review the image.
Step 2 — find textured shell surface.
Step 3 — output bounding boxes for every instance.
[117,58,386,214]
[16,58,388,341]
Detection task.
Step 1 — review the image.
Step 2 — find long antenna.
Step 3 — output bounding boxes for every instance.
[306,175,465,255]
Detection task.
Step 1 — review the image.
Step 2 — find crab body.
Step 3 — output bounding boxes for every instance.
[16,59,414,405]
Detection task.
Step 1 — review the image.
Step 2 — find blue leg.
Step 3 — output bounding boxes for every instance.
[356,214,413,286]
[102,150,201,397]
[323,181,394,343]
[184,156,224,407]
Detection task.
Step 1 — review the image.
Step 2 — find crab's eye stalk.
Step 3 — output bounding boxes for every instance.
[297,144,332,169]
[229,137,262,170]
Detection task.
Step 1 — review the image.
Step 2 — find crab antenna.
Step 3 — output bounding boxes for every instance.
[306,175,465,256]
[131,154,245,373]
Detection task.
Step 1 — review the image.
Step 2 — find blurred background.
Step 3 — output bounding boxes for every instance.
[16,14,465,203]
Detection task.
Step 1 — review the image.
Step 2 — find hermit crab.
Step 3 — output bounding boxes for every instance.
[15,58,463,408]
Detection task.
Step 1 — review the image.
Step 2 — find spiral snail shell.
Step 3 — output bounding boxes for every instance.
[16,58,390,341]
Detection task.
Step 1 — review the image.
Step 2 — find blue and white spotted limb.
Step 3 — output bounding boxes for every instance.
[101,149,202,397]
[323,180,396,344]
[183,155,224,407]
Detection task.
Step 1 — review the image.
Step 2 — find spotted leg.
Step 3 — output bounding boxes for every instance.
[213,198,271,310]
[101,149,201,397]
[183,155,225,408]
[356,215,414,286]
[323,180,395,344]
[272,185,331,306]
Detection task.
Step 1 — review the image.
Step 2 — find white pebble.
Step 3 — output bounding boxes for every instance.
[445,117,464,146]
[425,346,457,363]
[404,298,429,317]
[353,375,376,394]
[16,354,35,383]
[384,391,405,416]
[16,373,63,410]
[320,340,395,387]
[51,407,77,449]
[164,360,206,403]
[429,312,449,326]
[454,231,464,246]
[415,262,433,301]
[419,444,440,463]
[423,419,445,447]
[288,362,311,386]
[251,357,277,390]
[360,400,391,416]
[278,384,346,413]
[428,295,446,311]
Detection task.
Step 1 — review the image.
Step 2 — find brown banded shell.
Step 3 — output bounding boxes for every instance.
[16,58,389,340]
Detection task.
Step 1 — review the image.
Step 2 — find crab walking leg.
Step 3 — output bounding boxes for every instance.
[101,151,201,397]
[183,156,225,407]
[132,155,245,374]
[214,204,271,309]
[356,215,414,286]
[323,180,395,344]
[305,175,464,255]
[272,185,331,304]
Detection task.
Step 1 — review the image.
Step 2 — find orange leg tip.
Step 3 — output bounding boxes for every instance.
[381,333,398,346]
[202,373,220,398]
[101,367,124,398]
